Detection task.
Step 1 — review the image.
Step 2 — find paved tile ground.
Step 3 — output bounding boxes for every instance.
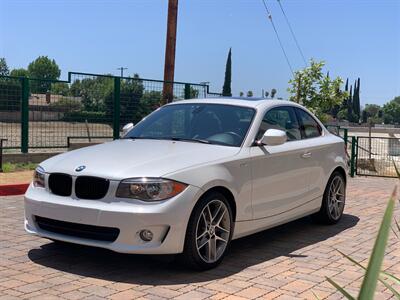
[0,177,399,299]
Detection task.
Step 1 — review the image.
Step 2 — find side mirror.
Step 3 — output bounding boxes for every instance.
[259,129,287,146]
[121,123,134,137]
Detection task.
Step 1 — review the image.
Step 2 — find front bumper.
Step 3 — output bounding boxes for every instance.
[24,183,202,254]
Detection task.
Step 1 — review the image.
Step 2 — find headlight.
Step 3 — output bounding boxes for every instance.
[33,166,45,188]
[116,178,187,201]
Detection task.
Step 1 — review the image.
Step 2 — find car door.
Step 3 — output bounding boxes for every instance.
[295,107,326,200]
[250,106,313,219]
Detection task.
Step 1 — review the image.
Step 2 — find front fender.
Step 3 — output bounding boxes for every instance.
[165,158,253,221]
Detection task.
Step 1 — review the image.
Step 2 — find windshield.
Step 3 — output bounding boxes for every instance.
[124,103,255,147]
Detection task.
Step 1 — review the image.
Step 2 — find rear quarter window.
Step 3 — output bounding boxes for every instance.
[295,108,322,139]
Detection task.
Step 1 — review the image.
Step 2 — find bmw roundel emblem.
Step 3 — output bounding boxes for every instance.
[75,165,86,172]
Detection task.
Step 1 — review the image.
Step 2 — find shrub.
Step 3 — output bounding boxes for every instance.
[49,97,82,111]
[62,111,107,123]
[51,82,70,96]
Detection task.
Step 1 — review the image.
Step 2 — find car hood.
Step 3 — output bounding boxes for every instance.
[40,139,240,180]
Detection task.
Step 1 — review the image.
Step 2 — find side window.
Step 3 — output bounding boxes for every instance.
[256,106,301,141]
[296,109,322,139]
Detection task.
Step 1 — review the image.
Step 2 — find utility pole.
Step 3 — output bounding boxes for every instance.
[162,0,178,105]
[117,67,128,78]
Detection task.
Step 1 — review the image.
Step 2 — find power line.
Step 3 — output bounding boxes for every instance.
[261,0,294,76]
[276,0,307,66]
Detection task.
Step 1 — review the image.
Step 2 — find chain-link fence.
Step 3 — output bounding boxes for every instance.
[0,77,22,149]
[356,136,400,177]
[0,72,214,152]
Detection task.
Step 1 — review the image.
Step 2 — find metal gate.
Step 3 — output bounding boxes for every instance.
[356,136,400,178]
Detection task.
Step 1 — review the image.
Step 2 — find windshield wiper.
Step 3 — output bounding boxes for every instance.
[125,136,217,145]
[124,136,169,140]
[169,137,211,144]
[124,136,211,144]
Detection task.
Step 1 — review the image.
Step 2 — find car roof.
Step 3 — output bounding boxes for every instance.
[167,97,300,110]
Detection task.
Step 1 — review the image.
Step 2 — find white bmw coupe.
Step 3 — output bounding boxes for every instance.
[25,98,347,270]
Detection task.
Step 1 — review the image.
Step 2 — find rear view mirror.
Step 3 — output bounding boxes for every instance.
[121,123,134,137]
[259,129,287,146]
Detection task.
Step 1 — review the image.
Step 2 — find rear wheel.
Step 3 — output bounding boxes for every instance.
[181,192,233,270]
[312,171,346,224]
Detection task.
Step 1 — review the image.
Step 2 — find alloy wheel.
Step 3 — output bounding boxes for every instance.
[328,175,345,220]
[195,199,231,263]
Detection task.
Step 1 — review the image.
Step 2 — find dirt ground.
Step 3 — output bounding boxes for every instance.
[0,170,33,185]
[0,121,113,150]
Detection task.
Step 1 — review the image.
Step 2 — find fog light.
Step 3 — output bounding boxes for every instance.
[139,229,153,242]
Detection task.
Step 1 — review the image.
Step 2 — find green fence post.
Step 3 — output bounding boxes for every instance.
[21,77,29,153]
[184,83,190,99]
[350,136,356,177]
[113,77,121,140]
[343,128,348,146]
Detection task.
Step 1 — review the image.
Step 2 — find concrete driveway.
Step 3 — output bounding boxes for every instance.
[0,177,399,299]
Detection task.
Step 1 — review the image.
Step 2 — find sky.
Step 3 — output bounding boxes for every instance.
[1,0,399,106]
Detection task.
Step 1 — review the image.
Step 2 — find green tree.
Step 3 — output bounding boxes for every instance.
[352,78,361,121]
[362,110,368,123]
[270,88,277,98]
[133,90,162,124]
[105,74,144,125]
[222,48,232,97]
[69,79,82,97]
[184,84,199,99]
[364,104,380,117]
[80,76,113,111]
[347,85,354,121]
[382,96,400,124]
[28,56,61,93]
[239,91,244,97]
[0,80,21,111]
[10,68,28,77]
[337,109,348,120]
[363,104,381,123]
[0,58,9,76]
[287,59,348,120]
[51,82,70,96]
[247,90,253,97]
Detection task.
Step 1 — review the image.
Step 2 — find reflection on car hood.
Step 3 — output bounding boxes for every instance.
[40,139,240,180]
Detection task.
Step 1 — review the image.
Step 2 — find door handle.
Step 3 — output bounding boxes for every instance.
[301,152,312,159]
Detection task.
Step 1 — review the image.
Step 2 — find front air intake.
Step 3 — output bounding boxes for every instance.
[35,216,119,242]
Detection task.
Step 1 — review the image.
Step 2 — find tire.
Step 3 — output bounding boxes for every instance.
[312,171,346,224]
[181,191,233,270]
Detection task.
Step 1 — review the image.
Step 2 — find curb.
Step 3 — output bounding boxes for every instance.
[0,183,29,196]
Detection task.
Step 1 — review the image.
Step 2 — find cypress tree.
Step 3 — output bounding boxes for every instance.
[352,79,357,118]
[358,78,361,118]
[347,85,353,121]
[342,78,349,109]
[222,48,232,97]
[353,78,360,121]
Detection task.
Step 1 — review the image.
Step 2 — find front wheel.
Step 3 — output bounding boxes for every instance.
[312,171,346,224]
[181,192,233,270]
